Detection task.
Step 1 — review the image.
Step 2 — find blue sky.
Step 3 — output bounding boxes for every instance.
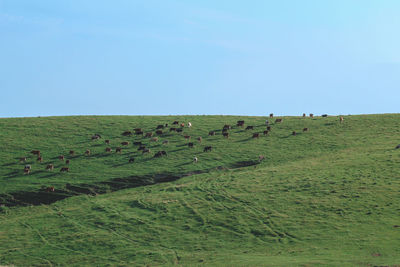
[1,0,399,117]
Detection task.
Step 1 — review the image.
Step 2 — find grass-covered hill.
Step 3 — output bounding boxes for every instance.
[0,114,399,266]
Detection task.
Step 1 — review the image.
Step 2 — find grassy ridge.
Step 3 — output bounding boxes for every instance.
[0,114,399,266]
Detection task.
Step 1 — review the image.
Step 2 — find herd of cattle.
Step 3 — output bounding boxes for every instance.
[20,114,346,180]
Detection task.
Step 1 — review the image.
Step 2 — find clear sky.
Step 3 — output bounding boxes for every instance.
[1,0,399,117]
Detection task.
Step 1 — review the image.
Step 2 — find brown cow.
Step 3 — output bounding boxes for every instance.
[303,113,306,117]
[310,113,314,118]
[122,131,132,136]
[339,116,344,123]
[59,155,65,161]
[197,137,202,143]
[223,132,229,138]
[69,150,75,156]
[85,149,91,156]
[134,128,142,132]
[46,186,55,192]
[275,119,283,123]
[180,123,185,127]
[156,130,163,135]
[184,135,191,140]
[209,131,216,136]
[66,160,70,164]
[105,147,112,152]
[121,141,129,146]
[151,137,159,142]
[37,157,43,163]
[46,164,54,171]
[263,130,269,135]
[20,157,27,162]
[303,128,308,132]
[145,132,153,138]
[269,113,274,118]
[188,142,194,148]
[252,133,260,138]
[105,140,110,145]
[116,147,122,153]
[31,150,40,156]
[60,167,69,172]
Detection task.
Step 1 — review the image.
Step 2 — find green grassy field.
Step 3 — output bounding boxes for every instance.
[0,114,399,266]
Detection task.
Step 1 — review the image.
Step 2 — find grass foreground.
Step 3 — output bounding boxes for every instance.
[0,114,399,266]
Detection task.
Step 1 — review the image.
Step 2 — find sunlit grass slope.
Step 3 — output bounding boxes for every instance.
[0,114,399,266]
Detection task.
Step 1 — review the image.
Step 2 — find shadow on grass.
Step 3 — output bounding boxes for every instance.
[0,160,260,208]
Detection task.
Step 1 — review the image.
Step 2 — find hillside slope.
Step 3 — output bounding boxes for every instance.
[0,114,399,266]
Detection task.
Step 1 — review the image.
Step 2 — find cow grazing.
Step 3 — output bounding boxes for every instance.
[138,145,146,151]
[310,113,314,118]
[188,142,194,148]
[151,137,159,142]
[66,160,70,164]
[154,151,163,158]
[237,120,245,127]
[134,128,142,132]
[121,141,129,146]
[165,123,168,127]
[269,113,274,118]
[322,114,328,117]
[339,116,344,123]
[170,127,177,132]
[395,144,400,149]
[263,130,269,135]
[145,132,153,138]
[173,121,179,125]
[31,150,40,156]
[46,186,55,192]
[129,157,135,163]
[135,131,144,135]
[197,137,202,143]
[46,164,54,171]
[204,146,212,152]
[184,135,191,140]
[162,140,169,145]
[156,125,164,129]
[156,130,163,135]
[85,149,91,156]
[245,126,254,130]
[223,132,229,138]
[20,157,27,162]
[24,168,31,175]
[292,131,297,136]
[142,148,151,154]
[222,128,228,133]
[133,141,142,146]
[122,131,132,136]
[69,150,75,156]
[105,140,110,145]
[25,165,31,170]
[223,125,231,130]
[209,131,216,136]
[60,167,69,172]
[180,123,185,127]
[92,135,101,140]
[303,128,308,132]
[275,119,283,123]
[303,113,306,117]
[59,155,65,161]
[37,157,43,163]
[116,147,122,153]
[252,133,260,138]
[188,122,192,128]
[176,128,183,133]
[193,156,198,163]
[106,147,112,152]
